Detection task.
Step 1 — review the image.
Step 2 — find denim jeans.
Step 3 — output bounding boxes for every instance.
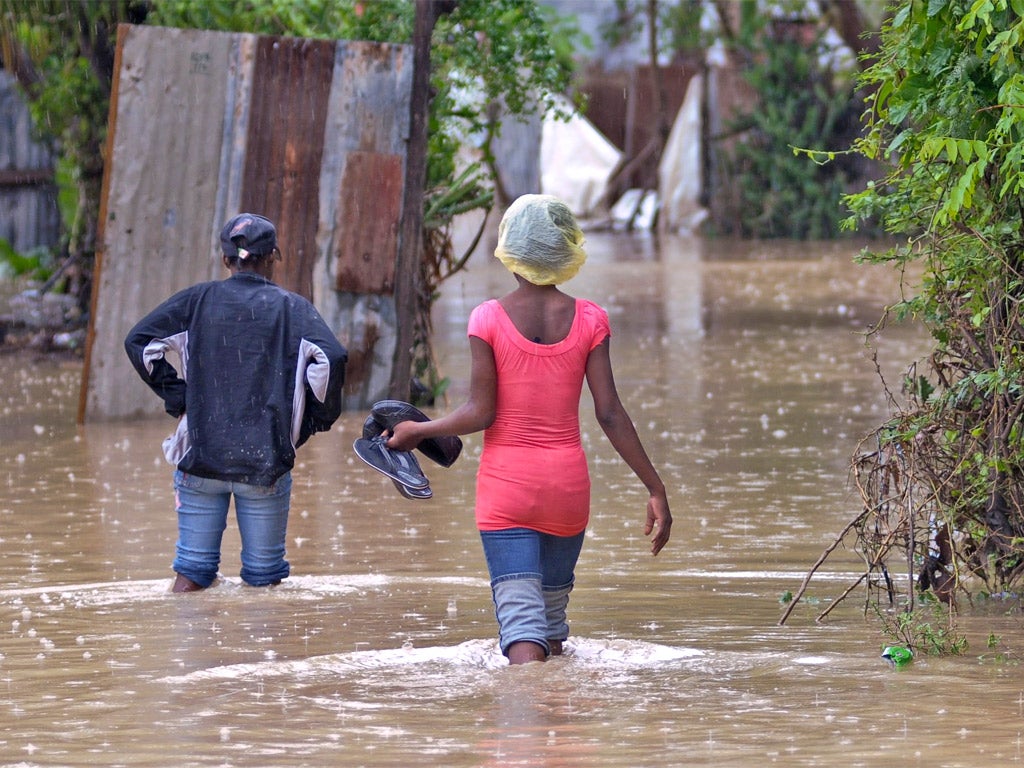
[172,470,292,587]
[479,527,586,656]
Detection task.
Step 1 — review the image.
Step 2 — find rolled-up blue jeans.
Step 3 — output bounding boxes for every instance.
[479,527,586,656]
[172,470,292,588]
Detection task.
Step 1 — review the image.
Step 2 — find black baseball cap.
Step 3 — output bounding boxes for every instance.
[220,213,277,259]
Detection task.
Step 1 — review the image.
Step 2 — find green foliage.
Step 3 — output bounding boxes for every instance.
[845,1,1024,239]
[21,37,107,151]
[54,157,78,234]
[0,240,54,281]
[722,15,862,239]
[845,1,1024,625]
[875,604,968,658]
[150,0,390,38]
[149,0,411,42]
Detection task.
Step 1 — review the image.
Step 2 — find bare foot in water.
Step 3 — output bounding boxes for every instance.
[171,573,204,593]
[507,641,547,664]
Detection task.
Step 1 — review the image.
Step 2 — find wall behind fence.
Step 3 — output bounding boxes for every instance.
[80,24,411,423]
[0,70,60,254]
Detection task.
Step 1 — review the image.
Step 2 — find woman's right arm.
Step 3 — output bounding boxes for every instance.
[386,335,497,450]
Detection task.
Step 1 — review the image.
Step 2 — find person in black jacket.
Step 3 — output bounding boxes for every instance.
[125,213,348,592]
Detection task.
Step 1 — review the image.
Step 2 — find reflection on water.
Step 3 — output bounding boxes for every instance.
[2,235,1023,766]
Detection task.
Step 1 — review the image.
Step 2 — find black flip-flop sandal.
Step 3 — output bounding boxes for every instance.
[364,400,463,467]
[353,436,431,490]
[392,478,433,500]
[355,424,433,499]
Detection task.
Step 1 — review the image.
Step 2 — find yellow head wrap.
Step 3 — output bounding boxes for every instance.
[494,194,586,286]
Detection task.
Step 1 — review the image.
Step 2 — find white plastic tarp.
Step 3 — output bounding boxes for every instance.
[540,96,622,218]
[658,73,707,234]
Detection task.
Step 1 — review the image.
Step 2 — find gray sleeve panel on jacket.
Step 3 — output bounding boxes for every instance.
[142,330,190,380]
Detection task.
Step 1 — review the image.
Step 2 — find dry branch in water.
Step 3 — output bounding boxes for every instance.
[782,282,1024,624]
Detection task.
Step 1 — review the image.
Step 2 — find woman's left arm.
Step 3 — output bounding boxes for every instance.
[586,338,672,555]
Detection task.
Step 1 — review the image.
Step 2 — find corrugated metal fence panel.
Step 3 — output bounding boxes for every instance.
[315,41,412,410]
[0,70,60,252]
[0,183,60,254]
[84,25,235,421]
[335,150,402,293]
[82,26,412,421]
[241,36,335,300]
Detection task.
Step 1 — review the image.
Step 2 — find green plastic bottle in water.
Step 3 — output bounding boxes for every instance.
[881,645,913,667]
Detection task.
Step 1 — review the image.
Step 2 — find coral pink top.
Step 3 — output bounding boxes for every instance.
[467,298,611,536]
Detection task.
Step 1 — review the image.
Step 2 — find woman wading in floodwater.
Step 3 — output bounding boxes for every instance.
[384,194,672,664]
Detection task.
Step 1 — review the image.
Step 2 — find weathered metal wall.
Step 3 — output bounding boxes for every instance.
[81,24,411,422]
[0,70,60,253]
[241,36,335,299]
[313,40,412,411]
[581,64,697,191]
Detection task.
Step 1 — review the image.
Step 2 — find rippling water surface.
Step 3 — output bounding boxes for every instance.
[2,234,1022,767]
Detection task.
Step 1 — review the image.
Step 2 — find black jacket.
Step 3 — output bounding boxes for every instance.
[125,272,348,485]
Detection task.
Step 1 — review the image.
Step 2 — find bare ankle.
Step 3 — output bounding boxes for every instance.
[172,573,204,593]
[507,641,547,664]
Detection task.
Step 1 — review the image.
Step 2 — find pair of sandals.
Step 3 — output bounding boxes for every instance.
[353,400,462,500]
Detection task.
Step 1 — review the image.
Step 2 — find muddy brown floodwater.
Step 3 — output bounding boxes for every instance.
[2,233,1023,767]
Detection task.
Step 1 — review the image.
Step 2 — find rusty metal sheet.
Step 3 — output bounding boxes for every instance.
[82,25,413,421]
[83,24,233,422]
[240,37,334,300]
[315,40,413,409]
[333,151,402,294]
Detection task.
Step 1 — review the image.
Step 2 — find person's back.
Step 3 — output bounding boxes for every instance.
[478,297,589,445]
[124,212,347,592]
[180,273,336,485]
[469,293,609,537]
